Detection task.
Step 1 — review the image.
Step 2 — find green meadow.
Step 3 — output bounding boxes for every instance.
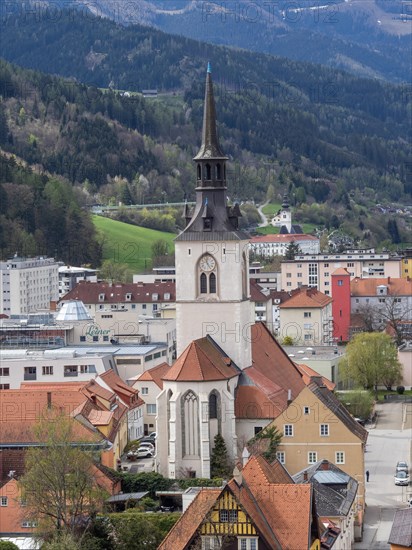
[93,215,176,272]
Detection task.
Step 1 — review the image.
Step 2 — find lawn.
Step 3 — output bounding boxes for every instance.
[261,202,282,216]
[254,226,280,235]
[93,215,176,273]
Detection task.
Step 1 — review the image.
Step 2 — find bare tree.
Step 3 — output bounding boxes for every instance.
[357,295,411,346]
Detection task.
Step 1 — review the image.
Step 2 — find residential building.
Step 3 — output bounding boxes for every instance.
[0,256,59,316]
[281,250,402,295]
[278,286,334,345]
[159,454,323,550]
[250,233,320,258]
[293,460,359,550]
[249,280,273,326]
[132,362,170,435]
[400,248,412,279]
[61,280,176,319]
[58,265,97,298]
[284,345,345,387]
[133,266,176,284]
[350,277,412,322]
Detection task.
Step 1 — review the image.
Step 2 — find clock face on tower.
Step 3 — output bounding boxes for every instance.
[199,254,216,271]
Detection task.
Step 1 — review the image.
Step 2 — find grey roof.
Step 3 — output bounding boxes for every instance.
[293,461,358,518]
[388,508,412,547]
[106,492,149,503]
[308,378,368,444]
[63,345,163,356]
[56,300,92,321]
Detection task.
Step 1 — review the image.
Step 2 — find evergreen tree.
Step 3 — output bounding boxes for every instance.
[210,434,231,478]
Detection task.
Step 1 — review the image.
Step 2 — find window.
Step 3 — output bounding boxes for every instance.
[200,273,207,293]
[93,336,98,342]
[320,424,329,436]
[42,366,53,375]
[304,312,312,318]
[219,509,238,522]
[239,538,258,550]
[303,406,310,415]
[64,365,78,377]
[297,273,302,278]
[1,497,8,506]
[337,279,343,286]
[141,387,149,395]
[24,367,37,380]
[202,537,221,550]
[304,334,312,341]
[286,273,291,278]
[0,368,10,376]
[284,424,293,437]
[276,451,285,464]
[0,384,10,389]
[209,393,218,419]
[254,426,262,435]
[336,452,345,464]
[286,282,292,287]
[308,451,317,464]
[147,404,156,415]
[80,336,86,342]
[324,263,329,267]
[22,521,37,528]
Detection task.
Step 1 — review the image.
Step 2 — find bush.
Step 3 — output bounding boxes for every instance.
[0,542,20,550]
[397,386,405,394]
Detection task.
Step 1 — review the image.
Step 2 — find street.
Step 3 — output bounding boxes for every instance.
[354,401,412,549]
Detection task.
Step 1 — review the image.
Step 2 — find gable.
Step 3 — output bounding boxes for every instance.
[201,489,258,538]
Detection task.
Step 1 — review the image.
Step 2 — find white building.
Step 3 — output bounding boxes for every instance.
[58,265,98,298]
[249,233,320,258]
[0,256,59,316]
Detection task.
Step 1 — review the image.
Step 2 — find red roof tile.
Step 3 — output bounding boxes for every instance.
[60,281,175,304]
[280,287,332,308]
[295,363,335,391]
[135,362,170,389]
[350,276,412,297]
[249,280,270,302]
[163,337,239,382]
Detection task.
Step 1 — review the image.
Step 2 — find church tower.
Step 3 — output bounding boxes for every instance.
[175,64,253,370]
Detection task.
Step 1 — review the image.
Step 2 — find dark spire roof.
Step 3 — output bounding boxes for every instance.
[194,63,227,161]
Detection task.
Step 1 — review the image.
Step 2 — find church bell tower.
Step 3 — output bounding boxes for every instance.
[175,64,253,370]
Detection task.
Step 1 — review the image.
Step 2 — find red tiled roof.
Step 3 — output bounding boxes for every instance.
[250,234,318,243]
[100,370,144,408]
[135,362,170,389]
[158,489,221,549]
[242,455,294,485]
[280,287,332,308]
[249,280,270,302]
[163,337,239,382]
[295,363,335,391]
[236,323,305,419]
[60,280,175,304]
[350,276,411,297]
[331,268,350,276]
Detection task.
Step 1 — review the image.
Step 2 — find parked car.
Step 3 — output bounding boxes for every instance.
[127,448,154,459]
[394,471,409,486]
[140,436,156,446]
[396,461,409,473]
[148,432,157,439]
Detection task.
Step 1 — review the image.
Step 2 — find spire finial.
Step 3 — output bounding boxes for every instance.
[207,61,212,74]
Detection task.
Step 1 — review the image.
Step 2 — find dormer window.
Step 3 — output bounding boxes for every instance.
[164,293,170,300]
[125,293,132,301]
[203,218,212,231]
[152,293,158,301]
[98,293,105,302]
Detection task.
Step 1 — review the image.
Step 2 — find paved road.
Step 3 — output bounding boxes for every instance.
[354,401,412,550]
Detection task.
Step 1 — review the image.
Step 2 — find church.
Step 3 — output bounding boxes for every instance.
[156,63,254,478]
[154,67,367,516]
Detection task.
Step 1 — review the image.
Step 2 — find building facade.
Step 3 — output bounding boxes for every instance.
[0,256,59,316]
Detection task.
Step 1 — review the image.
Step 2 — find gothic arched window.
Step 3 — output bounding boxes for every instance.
[182,391,199,456]
[197,165,201,180]
[209,393,218,419]
[200,273,207,294]
[209,272,216,293]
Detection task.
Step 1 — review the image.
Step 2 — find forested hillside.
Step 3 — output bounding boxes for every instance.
[0,154,102,264]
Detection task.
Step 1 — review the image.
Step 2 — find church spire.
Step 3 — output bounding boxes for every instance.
[194,63,227,161]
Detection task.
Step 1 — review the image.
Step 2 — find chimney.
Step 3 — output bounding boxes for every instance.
[303,470,308,481]
[47,392,52,410]
[287,389,292,405]
[321,460,329,470]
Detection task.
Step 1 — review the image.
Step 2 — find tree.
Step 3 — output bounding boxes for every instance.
[210,434,232,478]
[336,390,374,421]
[151,239,170,267]
[0,542,19,550]
[284,242,301,260]
[357,296,411,346]
[249,426,283,462]
[99,259,130,283]
[19,410,107,542]
[340,332,402,397]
